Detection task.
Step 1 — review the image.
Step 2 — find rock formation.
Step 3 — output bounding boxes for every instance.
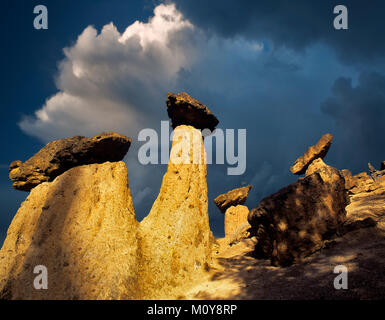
[137,125,213,299]
[368,162,385,181]
[290,133,333,175]
[166,92,219,132]
[249,161,348,266]
[341,168,385,195]
[1,91,217,300]
[0,162,139,299]
[214,185,252,214]
[9,132,131,191]
[224,205,250,239]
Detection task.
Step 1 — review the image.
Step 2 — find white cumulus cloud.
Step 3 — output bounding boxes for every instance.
[19,3,195,142]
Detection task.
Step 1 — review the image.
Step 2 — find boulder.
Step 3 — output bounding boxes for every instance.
[249,162,348,267]
[137,125,213,299]
[0,162,139,299]
[9,132,131,192]
[166,92,219,132]
[224,205,250,238]
[214,185,252,213]
[290,133,333,175]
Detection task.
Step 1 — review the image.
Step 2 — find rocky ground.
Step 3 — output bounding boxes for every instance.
[185,187,385,300]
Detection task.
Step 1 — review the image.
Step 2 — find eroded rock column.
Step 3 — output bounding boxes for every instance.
[0,162,139,299]
[137,125,213,299]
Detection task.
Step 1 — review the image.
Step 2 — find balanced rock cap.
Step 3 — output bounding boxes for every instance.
[214,185,252,214]
[9,132,131,192]
[290,133,333,175]
[166,92,219,132]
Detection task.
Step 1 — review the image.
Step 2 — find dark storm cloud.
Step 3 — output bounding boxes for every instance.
[173,0,385,64]
[321,72,385,173]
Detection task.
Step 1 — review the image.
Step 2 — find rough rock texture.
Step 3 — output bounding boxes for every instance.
[137,125,213,299]
[166,92,219,132]
[224,205,250,238]
[0,162,139,300]
[304,158,328,176]
[214,185,252,214]
[249,162,348,266]
[228,222,253,246]
[340,169,385,195]
[340,169,356,190]
[290,133,333,175]
[381,161,385,171]
[368,162,385,181]
[9,132,131,192]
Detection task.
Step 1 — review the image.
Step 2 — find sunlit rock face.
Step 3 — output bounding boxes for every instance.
[9,132,131,192]
[224,205,250,238]
[249,162,348,267]
[290,133,333,175]
[214,186,252,214]
[137,125,213,299]
[0,162,139,299]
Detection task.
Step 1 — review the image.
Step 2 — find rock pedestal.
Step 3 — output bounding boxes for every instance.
[224,205,250,238]
[0,162,139,299]
[137,125,213,299]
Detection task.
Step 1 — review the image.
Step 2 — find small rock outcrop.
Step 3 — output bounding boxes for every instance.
[166,92,219,132]
[214,185,252,214]
[224,205,250,238]
[137,125,213,299]
[368,162,385,181]
[290,133,333,175]
[0,162,139,299]
[9,132,131,191]
[340,169,385,195]
[249,162,348,267]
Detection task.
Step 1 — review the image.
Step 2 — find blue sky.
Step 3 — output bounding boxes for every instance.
[1,0,385,243]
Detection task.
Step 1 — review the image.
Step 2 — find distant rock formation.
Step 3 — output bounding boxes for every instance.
[214,185,252,214]
[9,132,131,191]
[224,205,250,239]
[166,92,219,131]
[368,162,385,181]
[0,162,139,299]
[290,133,333,175]
[249,161,348,267]
[341,168,385,195]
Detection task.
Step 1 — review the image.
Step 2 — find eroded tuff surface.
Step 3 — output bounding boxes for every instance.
[224,205,250,238]
[9,132,131,191]
[137,125,213,299]
[0,162,138,300]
